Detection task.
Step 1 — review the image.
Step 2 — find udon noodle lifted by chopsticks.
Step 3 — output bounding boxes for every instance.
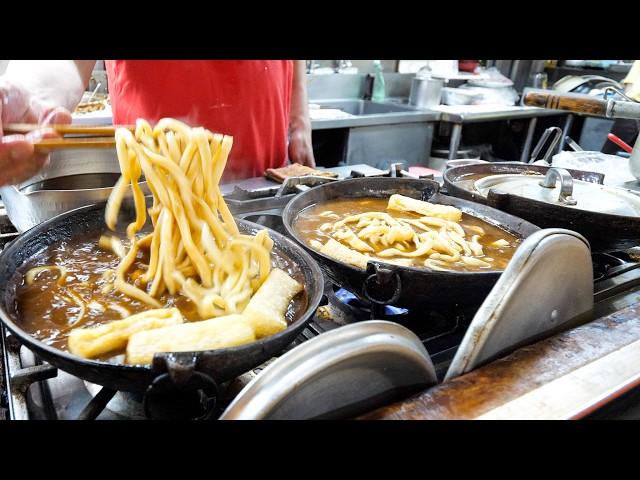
[103,118,275,318]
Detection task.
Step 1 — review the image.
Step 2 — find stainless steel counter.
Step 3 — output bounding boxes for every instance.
[311,111,441,130]
[310,99,440,130]
[433,105,567,124]
[431,105,571,162]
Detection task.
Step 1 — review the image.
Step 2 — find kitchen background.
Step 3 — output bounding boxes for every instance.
[1,59,634,173]
[1,59,640,420]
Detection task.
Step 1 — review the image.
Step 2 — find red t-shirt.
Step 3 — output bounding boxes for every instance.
[105,60,293,180]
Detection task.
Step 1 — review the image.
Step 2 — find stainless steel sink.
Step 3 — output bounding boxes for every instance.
[312,99,418,115]
[309,98,440,131]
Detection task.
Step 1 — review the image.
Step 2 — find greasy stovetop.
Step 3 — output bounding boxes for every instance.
[2,169,640,420]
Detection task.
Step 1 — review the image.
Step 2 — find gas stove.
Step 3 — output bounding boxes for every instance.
[1,167,640,420]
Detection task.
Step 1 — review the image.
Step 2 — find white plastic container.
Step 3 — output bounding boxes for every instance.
[551,150,637,186]
[630,135,640,180]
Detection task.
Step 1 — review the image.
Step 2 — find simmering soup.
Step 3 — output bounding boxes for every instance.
[294,196,521,272]
[13,232,307,362]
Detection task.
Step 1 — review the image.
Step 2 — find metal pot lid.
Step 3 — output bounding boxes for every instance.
[219,321,437,420]
[474,167,640,217]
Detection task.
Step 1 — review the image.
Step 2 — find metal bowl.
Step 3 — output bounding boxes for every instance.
[0,148,147,233]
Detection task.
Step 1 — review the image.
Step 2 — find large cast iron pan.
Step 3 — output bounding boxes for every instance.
[0,203,324,396]
[282,177,540,310]
[443,162,640,251]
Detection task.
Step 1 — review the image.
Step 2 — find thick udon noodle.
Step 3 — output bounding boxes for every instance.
[298,195,517,271]
[100,118,273,318]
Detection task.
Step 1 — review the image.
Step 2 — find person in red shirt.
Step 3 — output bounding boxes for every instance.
[0,60,315,185]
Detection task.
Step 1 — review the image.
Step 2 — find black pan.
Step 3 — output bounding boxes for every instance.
[0,203,324,397]
[282,177,540,310]
[443,162,640,251]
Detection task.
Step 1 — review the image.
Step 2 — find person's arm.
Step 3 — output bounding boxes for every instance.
[0,60,95,186]
[4,60,95,112]
[288,60,316,167]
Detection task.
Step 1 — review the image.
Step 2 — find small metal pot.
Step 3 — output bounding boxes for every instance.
[0,148,147,233]
[409,76,444,109]
[283,177,540,310]
[443,162,640,251]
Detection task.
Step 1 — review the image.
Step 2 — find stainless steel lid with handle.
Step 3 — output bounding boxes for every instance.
[474,167,640,217]
[219,320,437,420]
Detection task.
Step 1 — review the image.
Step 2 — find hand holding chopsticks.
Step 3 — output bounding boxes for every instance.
[3,123,135,150]
[0,79,84,186]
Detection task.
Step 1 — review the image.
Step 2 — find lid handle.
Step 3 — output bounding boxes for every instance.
[538,167,578,205]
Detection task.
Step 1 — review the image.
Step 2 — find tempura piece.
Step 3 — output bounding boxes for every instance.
[242,268,303,338]
[126,314,255,365]
[490,239,510,248]
[320,238,370,270]
[387,194,462,222]
[68,308,184,359]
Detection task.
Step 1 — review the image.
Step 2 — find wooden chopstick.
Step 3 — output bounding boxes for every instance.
[4,123,133,150]
[33,137,116,150]
[4,123,135,136]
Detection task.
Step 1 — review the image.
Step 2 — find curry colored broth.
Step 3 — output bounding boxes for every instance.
[294,197,521,272]
[13,232,307,362]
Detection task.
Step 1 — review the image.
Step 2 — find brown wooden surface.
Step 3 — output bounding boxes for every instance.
[359,302,640,420]
[523,91,607,116]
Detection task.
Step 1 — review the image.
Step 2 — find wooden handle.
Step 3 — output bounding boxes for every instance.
[523,91,608,116]
[4,123,134,136]
[33,137,116,150]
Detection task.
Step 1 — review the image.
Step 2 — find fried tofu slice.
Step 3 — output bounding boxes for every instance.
[242,268,303,338]
[68,307,184,359]
[387,194,462,222]
[124,269,303,364]
[125,314,255,365]
[320,238,370,270]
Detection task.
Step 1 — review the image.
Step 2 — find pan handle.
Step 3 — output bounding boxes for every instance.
[144,353,221,420]
[363,263,402,307]
[420,182,440,202]
[523,88,640,120]
[485,188,514,211]
[523,89,608,116]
